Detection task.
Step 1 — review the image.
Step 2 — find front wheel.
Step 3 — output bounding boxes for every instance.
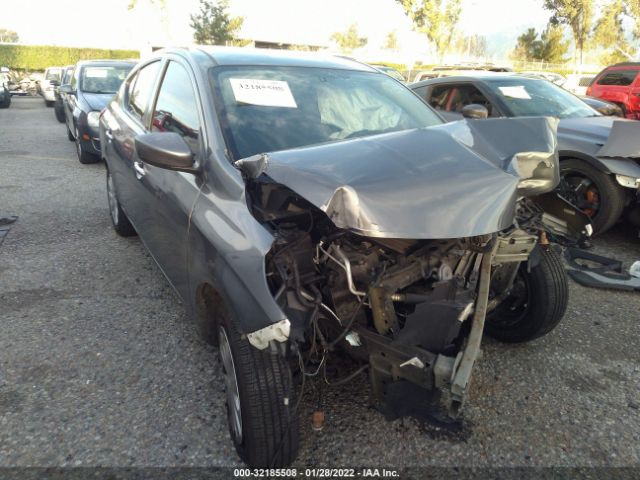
[76,127,99,164]
[559,159,626,235]
[218,306,299,467]
[486,248,568,343]
[106,169,136,237]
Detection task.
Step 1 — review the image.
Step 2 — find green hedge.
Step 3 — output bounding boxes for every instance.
[0,45,140,71]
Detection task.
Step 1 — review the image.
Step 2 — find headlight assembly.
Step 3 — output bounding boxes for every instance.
[87,111,100,129]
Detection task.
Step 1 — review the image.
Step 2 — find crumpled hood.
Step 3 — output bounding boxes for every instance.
[236,117,559,239]
[82,92,113,111]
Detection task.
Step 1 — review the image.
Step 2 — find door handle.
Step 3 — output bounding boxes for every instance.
[133,161,145,179]
[104,129,113,140]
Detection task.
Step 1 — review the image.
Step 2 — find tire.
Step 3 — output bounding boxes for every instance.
[45,100,54,107]
[559,158,626,235]
[75,127,99,164]
[218,305,299,468]
[54,104,65,123]
[106,169,136,237]
[486,248,568,343]
[0,96,10,108]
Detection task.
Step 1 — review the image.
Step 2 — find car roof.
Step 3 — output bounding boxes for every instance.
[156,46,377,72]
[76,59,137,68]
[411,73,530,88]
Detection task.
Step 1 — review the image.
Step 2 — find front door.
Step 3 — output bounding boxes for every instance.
[128,59,204,298]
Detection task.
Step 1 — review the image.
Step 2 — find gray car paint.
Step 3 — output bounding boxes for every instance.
[236,117,558,239]
[102,48,558,335]
[411,76,640,181]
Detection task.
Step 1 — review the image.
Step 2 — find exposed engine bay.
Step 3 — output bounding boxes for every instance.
[248,181,543,415]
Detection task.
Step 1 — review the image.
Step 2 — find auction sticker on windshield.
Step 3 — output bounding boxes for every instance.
[85,69,108,78]
[498,85,531,99]
[230,78,297,108]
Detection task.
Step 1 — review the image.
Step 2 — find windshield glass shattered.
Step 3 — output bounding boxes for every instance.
[80,65,132,94]
[487,78,598,119]
[211,66,442,159]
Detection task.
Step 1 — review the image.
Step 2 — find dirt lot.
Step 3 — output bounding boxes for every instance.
[1,96,640,468]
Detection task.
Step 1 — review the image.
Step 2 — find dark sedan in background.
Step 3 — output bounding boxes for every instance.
[54,65,74,123]
[60,60,135,164]
[411,75,640,234]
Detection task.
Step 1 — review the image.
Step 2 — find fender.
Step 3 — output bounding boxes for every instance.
[559,150,640,179]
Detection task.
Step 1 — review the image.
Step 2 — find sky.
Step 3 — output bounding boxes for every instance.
[2,0,551,58]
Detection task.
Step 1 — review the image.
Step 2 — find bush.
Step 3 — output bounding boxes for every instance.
[0,45,140,71]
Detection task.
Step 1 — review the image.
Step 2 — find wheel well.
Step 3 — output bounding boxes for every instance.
[194,282,225,345]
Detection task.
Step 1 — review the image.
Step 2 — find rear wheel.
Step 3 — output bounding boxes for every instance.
[0,95,10,108]
[218,305,299,467]
[106,169,136,237]
[54,103,65,123]
[559,158,626,235]
[486,248,568,343]
[45,100,54,107]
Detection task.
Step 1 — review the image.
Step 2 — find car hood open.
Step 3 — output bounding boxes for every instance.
[236,117,559,239]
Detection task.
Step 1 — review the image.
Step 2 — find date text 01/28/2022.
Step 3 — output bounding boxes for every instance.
[233,468,400,478]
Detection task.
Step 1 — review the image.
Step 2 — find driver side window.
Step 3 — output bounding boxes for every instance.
[429,84,496,116]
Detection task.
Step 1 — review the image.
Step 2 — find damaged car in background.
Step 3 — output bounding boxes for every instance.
[411,74,640,234]
[100,47,575,468]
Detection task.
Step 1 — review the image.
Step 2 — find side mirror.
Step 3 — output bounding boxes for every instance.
[50,80,60,87]
[462,104,489,120]
[59,84,74,95]
[135,132,196,173]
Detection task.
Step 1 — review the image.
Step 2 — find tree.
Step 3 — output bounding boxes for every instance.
[593,0,636,63]
[190,0,246,46]
[396,0,462,62]
[383,31,399,50]
[330,24,368,53]
[543,0,594,64]
[511,25,569,63]
[0,28,19,43]
[629,0,640,40]
[512,28,541,61]
[538,24,570,63]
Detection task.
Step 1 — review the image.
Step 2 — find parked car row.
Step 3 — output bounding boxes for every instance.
[55,60,136,163]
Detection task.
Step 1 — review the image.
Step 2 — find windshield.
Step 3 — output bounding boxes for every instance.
[211,66,442,159]
[486,78,598,118]
[80,65,132,94]
[45,68,61,81]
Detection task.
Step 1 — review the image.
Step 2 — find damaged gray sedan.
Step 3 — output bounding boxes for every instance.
[100,47,570,468]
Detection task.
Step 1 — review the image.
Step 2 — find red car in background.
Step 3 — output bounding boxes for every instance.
[587,63,640,119]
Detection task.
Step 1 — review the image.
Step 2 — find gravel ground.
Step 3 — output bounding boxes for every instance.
[1,97,639,469]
